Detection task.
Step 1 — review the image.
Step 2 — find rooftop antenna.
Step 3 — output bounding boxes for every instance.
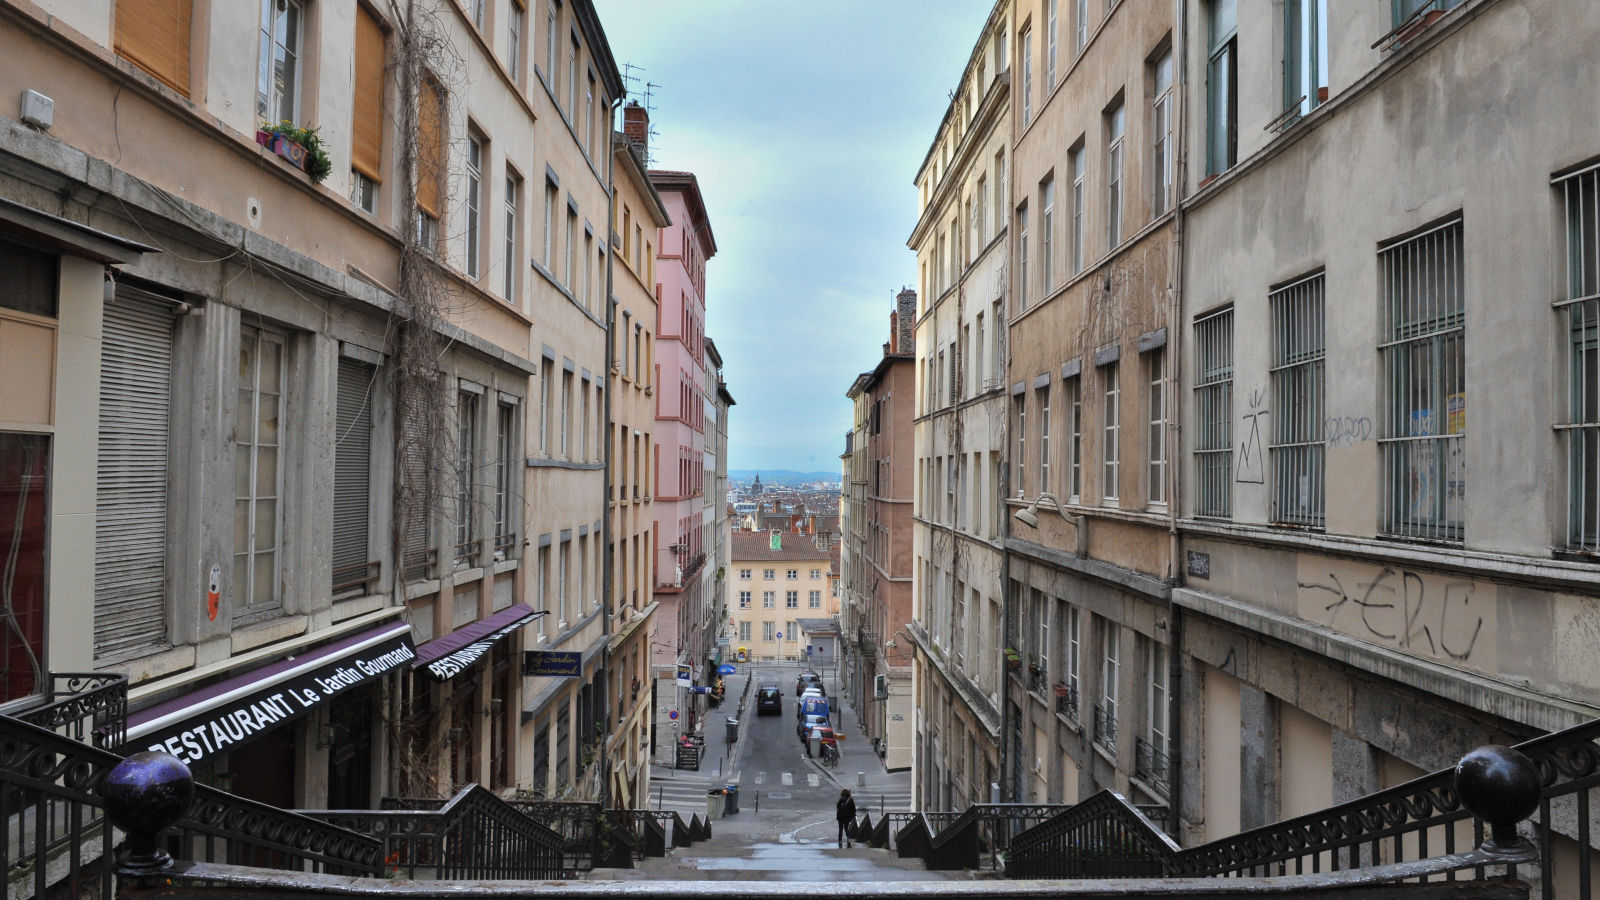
[622,62,646,99]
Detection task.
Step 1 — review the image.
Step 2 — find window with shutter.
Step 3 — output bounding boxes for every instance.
[333,357,375,596]
[351,6,386,185]
[95,292,173,660]
[416,76,445,220]
[114,0,193,97]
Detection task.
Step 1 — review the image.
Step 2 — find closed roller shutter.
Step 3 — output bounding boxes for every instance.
[333,357,374,591]
[95,291,174,660]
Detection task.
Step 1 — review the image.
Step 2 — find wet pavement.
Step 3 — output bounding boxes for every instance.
[597,841,949,882]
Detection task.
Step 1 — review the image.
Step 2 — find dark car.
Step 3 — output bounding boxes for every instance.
[795,671,825,696]
[756,685,782,715]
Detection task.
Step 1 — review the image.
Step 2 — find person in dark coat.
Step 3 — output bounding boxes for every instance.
[836,789,857,847]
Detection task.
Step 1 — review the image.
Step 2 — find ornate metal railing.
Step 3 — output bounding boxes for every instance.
[0,712,380,900]
[1006,791,1177,879]
[887,804,1075,870]
[309,785,562,880]
[504,798,635,870]
[1135,737,1170,798]
[1055,684,1079,720]
[1093,705,1118,755]
[13,672,127,748]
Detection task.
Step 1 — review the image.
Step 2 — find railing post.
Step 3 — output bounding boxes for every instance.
[101,751,194,877]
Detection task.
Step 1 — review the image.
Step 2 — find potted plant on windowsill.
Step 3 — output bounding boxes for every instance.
[1003,648,1022,670]
[255,120,332,184]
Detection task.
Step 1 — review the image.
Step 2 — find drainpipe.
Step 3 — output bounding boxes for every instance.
[1167,0,1192,844]
[598,93,624,810]
[998,294,1014,803]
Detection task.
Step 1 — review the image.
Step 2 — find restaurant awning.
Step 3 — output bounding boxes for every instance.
[126,620,414,764]
[414,603,541,682]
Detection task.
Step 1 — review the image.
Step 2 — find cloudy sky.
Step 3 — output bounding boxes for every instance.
[591,1,992,474]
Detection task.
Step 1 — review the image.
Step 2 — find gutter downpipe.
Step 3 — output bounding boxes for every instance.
[1167,0,1192,843]
[599,94,624,810]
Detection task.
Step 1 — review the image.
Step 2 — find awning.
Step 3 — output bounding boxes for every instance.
[127,620,414,764]
[414,603,540,682]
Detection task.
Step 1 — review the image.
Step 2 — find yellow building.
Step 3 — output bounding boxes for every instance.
[727,531,833,664]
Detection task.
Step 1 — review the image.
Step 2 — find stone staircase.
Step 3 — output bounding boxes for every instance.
[592,834,951,882]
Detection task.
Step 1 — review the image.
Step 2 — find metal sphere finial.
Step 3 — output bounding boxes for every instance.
[1454,745,1541,855]
[101,751,194,876]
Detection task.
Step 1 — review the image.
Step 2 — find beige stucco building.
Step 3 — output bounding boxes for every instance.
[728,531,831,664]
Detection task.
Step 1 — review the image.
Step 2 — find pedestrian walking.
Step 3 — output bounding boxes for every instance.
[836,788,856,847]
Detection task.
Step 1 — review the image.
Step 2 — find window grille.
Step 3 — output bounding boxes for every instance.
[1194,309,1234,517]
[1270,273,1326,527]
[1379,219,1464,542]
[1560,165,1600,551]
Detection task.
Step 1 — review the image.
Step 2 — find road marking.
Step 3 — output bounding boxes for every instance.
[755,772,767,784]
[807,773,820,787]
[781,772,793,786]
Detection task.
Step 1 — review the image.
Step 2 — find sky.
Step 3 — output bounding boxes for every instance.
[591,1,993,474]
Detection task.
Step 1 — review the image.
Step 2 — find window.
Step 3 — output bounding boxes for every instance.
[1041,178,1056,293]
[539,357,553,456]
[763,568,775,580]
[976,176,988,250]
[740,620,752,642]
[975,315,986,393]
[0,434,47,701]
[1014,392,1027,497]
[456,391,478,565]
[560,369,572,458]
[1379,219,1464,542]
[1152,52,1173,217]
[507,1,523,80]
[1068,375,1083,500]
[565,207,577,287]
[466,136,482,278]
[1018,204,1030,310]
[1562,166,1600,552]
[786,591,798,609]
[1270,274,1326,526]
[1075,0,1089,51]
[1071,146,1086,275]
[351,5,385,214]
[585,76,596,157]
[495,403,515,557]
[235,326,284,619]
[995,150,1008,238]
[1149,351,1167,504]
[504,175,520,300]
[1107,103,1125,249]
[115,0,194,96]
[1101,621,1120,724]
[1207,0,1239,175]
[543,179,557,268]
[809,590,822,609]
[1195,308,1235,517]
[787,568,798,580]
[1038,384,1052,494]
[1146,640,1169,767]
[1021,27,1033,127]
[739,591,752,609]
[567,35,579,117]
[545,2,557,80]
[763,591,775,609]
[468,0,485,29]
[257,0,303,125]
[1102,364,1120,502]
[1036,591,1051,685]
[1065,606,1081,699]
[1285,0,1329,118]
[740,568,752,580]
[1046,0,1059,90]
[763,621,775,642]
[810,568,821,579]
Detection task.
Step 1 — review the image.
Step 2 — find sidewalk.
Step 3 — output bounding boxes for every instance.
[811,669,911,813]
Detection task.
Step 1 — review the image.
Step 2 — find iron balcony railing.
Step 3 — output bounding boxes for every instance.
[1093,705,1118,755]
[12,672,127,748]
[1134,736,1170,798]
[0,712,380,900]
[310,785,563,880]
[1055,683,1080,720]
[504,798,635,871]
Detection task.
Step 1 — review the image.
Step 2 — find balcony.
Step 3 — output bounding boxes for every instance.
[13,672,127,748]
[1134,736,1170,798]
[1053,683,1079,720]
[1093,705,1118,755]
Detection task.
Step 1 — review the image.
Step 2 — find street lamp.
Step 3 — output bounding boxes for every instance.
[1013,491,1088,555]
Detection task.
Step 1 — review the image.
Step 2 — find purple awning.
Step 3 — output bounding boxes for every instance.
[126,619,414,763]
[414,603,540,682]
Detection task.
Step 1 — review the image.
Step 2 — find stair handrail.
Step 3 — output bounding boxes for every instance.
[1006,790,1179,879]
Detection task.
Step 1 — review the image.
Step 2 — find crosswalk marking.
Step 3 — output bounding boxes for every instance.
[755,772,767,784]
[781,772,793,786]
[807,773,820,787]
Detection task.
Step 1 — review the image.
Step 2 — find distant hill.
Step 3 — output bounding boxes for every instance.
[729,469,841,485]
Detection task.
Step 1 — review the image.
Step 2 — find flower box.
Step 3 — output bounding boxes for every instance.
[256,129,309,173]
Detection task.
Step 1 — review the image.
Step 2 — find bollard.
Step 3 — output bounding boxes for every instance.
[658,785,664,810]
[857,771,865,787]
[756,790,760,813]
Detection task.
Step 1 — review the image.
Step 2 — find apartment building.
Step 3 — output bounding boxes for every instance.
[704,338,734,670]
[1171,0,1600,876]
[648,165,718,752]
[0,0,628,808]
[1003,0,1181,814]
[907,0,1012,813]
[841,309,916,770]
[728,531,830,663]
[600,109,668,808]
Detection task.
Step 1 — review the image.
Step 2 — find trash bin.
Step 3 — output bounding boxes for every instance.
[725,717,739,743]
[706,788,726,820]
[808,734,821,758]
[723,785,740,815]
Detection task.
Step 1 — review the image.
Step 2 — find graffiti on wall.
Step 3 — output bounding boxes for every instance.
[1237,388,1268,483]
[1295,557,1491,667]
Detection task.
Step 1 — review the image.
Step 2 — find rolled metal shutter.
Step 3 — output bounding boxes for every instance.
[95,291,174,659]
[333,357,374,586]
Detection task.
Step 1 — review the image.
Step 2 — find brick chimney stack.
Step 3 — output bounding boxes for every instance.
[897,288,917,354]
[889,311,899,354]
[623,102,649,159]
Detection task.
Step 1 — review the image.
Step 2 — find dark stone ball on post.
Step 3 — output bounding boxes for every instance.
[101,751,195,876]
[1454,745,1541,853]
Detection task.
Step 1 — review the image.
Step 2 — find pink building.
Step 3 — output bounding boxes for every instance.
[649,170,717,687]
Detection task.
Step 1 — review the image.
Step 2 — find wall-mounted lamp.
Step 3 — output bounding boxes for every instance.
[1014,492,1088,556]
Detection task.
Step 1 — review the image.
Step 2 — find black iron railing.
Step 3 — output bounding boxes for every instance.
[1055,684,1079,720]
[1006,791,1176,879]
[1093,705,1117,755]
[505,798,635,870]
[1134,737,1169,798]
[0,712,380,900]
[886,804,1075,870]
[310,785,563,879]
[13,672,127,748]
[1029,667,1048,694]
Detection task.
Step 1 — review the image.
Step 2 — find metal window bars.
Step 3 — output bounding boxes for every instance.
[1193,309,1234,518]
[1270,273,1327,528]
[1055,683,1079,720]
[1560,165,1600,552]
[1134,736,1170,797]
[1379,219,1465,543]
[1093,704,1118,755]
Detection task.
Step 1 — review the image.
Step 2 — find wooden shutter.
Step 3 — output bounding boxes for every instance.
[333,357,374,586]
[352,6,386,183]
[114,0,193,97]
[95,290,174,659]
[416,77,444,217]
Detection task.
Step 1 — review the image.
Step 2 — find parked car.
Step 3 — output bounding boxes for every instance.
[756,685,782,715]
[796,687,824,718]
[795,671,825,696]
[798,713,828,744]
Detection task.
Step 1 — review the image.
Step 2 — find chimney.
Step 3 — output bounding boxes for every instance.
[623,102,649,159]
[897,288,917,354]
[889,311,899,354]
